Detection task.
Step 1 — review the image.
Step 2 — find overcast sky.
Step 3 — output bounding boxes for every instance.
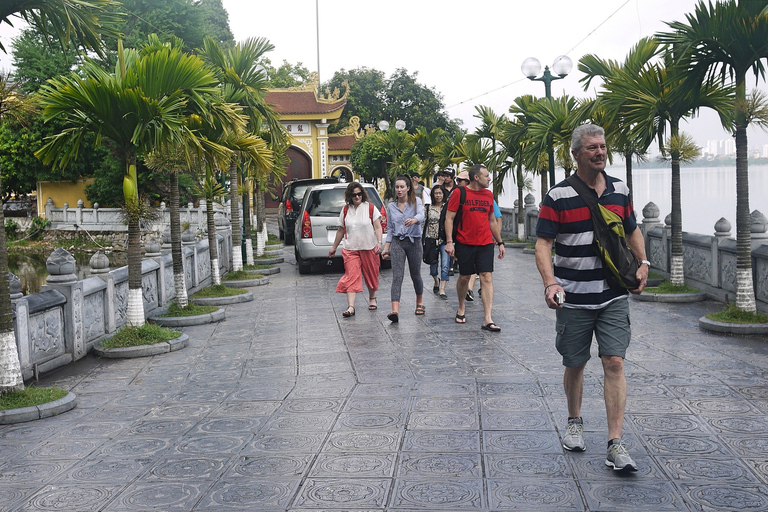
[2,0,768,151]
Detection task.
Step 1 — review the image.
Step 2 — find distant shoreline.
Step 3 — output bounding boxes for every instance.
[608,159,768,170]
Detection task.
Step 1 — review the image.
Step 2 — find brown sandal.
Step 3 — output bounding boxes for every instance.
[342,306,355,317]
[415,304,425,315]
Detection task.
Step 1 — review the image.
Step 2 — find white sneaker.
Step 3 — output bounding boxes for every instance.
[562,417,585,451]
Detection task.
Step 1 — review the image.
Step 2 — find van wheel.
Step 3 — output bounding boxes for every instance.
[296,249,311,274]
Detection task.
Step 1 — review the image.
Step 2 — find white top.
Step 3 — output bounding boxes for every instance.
[337,201,382,251]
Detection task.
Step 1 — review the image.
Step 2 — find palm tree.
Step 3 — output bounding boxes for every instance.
[144,146,195,308]
[583,39,732,287]
[1,0,120,395]
[36,38,239,326]
[0,73,36,394]
[658,0,768,311]
[524,94,581,186]
[579,37,661,205]
[0,0,121,56]
[473,106,506,196]
[200,37,283,271]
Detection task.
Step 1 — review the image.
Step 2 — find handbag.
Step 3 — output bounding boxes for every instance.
[565,175,640,290]
[422,237,439,265]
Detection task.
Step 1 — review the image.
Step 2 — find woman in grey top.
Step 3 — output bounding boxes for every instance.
[425,185,450,299]
[382,175,425,322]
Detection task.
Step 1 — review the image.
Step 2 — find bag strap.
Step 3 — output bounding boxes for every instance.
[342,204,349,239]
[565,174,599,212]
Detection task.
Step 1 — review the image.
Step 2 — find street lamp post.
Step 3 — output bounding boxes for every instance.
[521,55,572,187]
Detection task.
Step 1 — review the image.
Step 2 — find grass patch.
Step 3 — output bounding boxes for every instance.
[243,263,273,271]
[0,386,68,411]
[224,270,263,280]
[192,284,248,298]
[648,271,664,280]
[525,244,535,249]
[101,324,181,349]
[160,302,218,317]
[267,232,279,242]
[644,280,699,294]
[506,238,527,243]
[706,304,768,324]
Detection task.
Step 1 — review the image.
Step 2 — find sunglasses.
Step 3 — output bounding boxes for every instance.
[351,192,363,198]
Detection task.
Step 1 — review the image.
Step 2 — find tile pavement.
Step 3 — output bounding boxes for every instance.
[1,226,767,511]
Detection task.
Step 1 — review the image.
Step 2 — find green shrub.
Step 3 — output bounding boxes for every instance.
[4,219,18,240]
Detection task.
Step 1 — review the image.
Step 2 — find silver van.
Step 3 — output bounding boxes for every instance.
[293,182,388,274]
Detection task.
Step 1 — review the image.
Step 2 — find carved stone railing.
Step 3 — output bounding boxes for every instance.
[43,198,227,233]
[12,221,233,380]
[642,205,768,310]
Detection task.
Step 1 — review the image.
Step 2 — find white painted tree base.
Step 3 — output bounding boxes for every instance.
[246,243,254,266]
[232,249,243,272]
[670,255,684,287]
[174,273,188,309]
[736,268,757,312]
[211,258,220,285]
[0,330,24,392]
[126,288,145,327]
[517,223,524,240]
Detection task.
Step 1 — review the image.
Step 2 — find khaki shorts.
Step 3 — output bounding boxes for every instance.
[555,298,631,367]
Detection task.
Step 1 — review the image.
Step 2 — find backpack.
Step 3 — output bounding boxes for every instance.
[342,202,374,239]
[438,186,466,243]
[566,175,640,290]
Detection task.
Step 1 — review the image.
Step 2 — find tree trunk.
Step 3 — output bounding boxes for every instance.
[669,122,684,287]
[243,178,253,266]
[255,181,266,257]
[624,151,634,208]
[540,170,548,205]
[206,193,220,286]
[0,174,24,394]
[734,78,755,311]
[516,163,525,240]
[229,160,243,271]
[125,156,145,327]
[169,171,187,308]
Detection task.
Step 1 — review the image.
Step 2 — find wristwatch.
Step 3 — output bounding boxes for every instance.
[496,241,505,247]
[640,259,651,268]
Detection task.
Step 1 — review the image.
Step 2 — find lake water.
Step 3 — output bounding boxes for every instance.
[497,165,768,236]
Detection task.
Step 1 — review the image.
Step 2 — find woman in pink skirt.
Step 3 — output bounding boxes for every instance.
[328,182,383,317]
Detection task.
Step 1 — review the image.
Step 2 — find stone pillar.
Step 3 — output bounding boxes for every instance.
[43,248,86,360]
[45,198,54,220]
[161,226,172,254]
[76,199,83,226]
[751,210,768,243]
[523,193,536,240]
[93,202,100,224]
[182,229,198,288]
[145,238,166,306]
[90,251,115,334]
[63,202,69,224]
[714,217,732,243]
[9,272,30,370]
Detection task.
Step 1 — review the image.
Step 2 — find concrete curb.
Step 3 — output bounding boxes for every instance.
[222,276,269,288]
[632,291,707,303]
[522,248,536,254]
[253,256,284,265]
[93,333,189,359]
[507,242,530,249]
[192,291,254,306]
[246,266,280,275]
[699,316,768,335]
[148,308,226,327]
[0,392,77,425]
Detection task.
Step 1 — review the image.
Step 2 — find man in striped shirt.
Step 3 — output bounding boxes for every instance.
[535,124,649,471]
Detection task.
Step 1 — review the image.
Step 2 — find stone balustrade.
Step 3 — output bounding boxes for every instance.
[43,198,224,233]
[11,222,233,381]
[499,197,767,312]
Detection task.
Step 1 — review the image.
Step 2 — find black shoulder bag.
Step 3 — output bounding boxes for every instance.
[565,175,640,290]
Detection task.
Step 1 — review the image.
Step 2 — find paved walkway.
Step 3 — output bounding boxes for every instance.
[1,229,768,511]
